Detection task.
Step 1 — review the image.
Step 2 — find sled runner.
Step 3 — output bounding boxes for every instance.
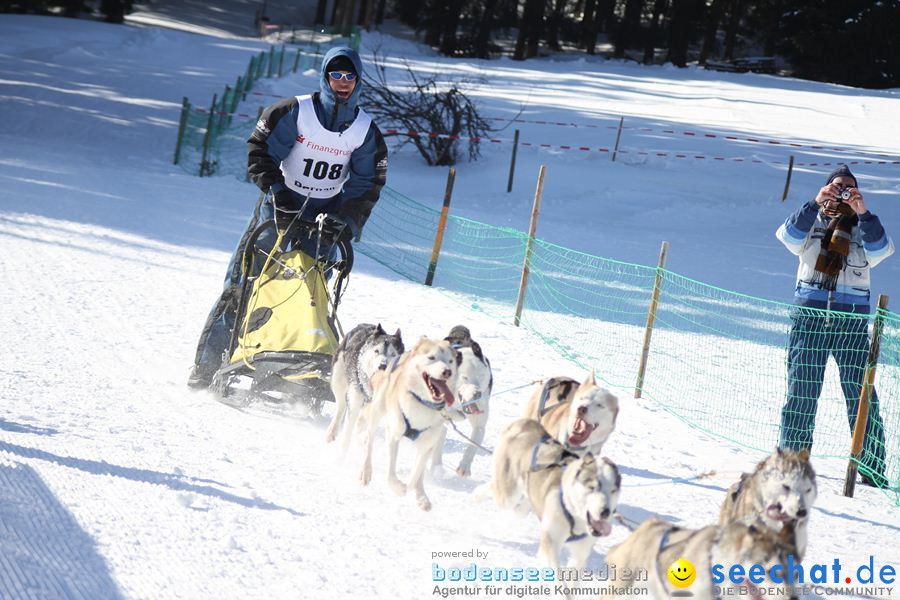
[210,214,353,413]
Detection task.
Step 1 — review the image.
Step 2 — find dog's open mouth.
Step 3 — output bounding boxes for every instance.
[766,504,793,523]
[462,402,482,415]
[423,373,454,406]
[568,415,597,447]
[587,513,612,537]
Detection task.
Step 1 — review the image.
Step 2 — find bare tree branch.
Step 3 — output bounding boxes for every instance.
[361,50,493,166]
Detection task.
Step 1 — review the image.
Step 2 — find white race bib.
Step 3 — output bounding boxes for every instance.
[280,95,372,199]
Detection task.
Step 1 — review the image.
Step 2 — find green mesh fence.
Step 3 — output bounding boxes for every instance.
[359,187,528,314]
[171,33,899,502]
[354,188,899,503]
[874,310,900,494]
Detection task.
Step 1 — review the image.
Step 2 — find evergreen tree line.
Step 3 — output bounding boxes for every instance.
[4,1,132,22]
[326,0,898,88]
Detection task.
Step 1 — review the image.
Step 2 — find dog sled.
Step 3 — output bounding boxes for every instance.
[210,213,353,412]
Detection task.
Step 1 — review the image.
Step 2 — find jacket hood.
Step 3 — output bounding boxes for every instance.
[319,47,363,130]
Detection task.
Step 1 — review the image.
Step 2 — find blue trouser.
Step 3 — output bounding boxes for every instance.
[779,308,886,479]
[192,197,336,374]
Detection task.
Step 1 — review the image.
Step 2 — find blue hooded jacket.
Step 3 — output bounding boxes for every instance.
[247,47,387,238]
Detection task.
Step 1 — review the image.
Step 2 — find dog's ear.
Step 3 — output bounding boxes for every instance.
[776,446,784,456]
[394,327,401,339]
[797,448,810,462]
[602,457,622,488]
[583,369,597,387]
[376,323,385,335]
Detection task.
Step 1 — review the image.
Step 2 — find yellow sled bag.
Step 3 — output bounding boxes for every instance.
[231,248,339,365]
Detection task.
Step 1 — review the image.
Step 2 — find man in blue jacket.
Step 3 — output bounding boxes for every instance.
[775,164,893,488]
[189,47,387,389]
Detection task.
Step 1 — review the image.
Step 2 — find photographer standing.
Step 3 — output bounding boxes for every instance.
[775,164,894,488]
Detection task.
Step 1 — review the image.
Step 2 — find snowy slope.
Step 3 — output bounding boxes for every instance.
[0,13,898,600]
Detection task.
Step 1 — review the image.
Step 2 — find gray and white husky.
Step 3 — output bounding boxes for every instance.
[719,448,817,561]
[325,323,404,453]
[604,517,798,600]
[360,337,459,511]
[522,372,618,457]
[431,325,493,477]
[491,418,620,571]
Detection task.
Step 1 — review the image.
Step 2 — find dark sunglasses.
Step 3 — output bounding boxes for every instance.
[328,71,357,81]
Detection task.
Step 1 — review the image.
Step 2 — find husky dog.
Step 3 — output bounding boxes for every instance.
[603,518,798,600]
[491,418,620,571]
[431,326,493,477]
[719,448,816,561]
[325,324,404,452]
[359,337,459,511]
[523,372,618,456]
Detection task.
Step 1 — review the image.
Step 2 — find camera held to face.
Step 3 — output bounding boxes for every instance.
[837,187,852,202]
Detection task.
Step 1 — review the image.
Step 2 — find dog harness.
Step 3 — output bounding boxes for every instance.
[558,485,589,543]
[401,391,448,441]
[529,434,578,472]
[536,377,577,418]
[402,414,423,441]
[654,527,677,587]
[525,438,586,543]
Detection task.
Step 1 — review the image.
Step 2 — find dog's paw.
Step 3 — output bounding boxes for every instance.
[456,465,471,478]
[388,478,407,496]
[324,427,337,444]
[417,494,432,511]
[360,463,372,486]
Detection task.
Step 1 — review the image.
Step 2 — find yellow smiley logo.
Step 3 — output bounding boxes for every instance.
[667,558,696,588]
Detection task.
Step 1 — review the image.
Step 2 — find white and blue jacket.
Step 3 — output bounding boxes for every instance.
[776,200,894,314]
[247,48,387,239]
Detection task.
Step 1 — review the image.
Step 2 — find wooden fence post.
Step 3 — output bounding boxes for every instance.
[278,45,285,77]
[507,128,520,193]
[425,167,456,286]
[634,240,669,398]
[514,165,546,327]
[611,117,624,162]
[293,47,302,72]
[782,155,795,202]
[172,96,191,165]
[843,293,889,497]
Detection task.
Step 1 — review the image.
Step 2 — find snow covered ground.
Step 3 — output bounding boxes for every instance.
[0,12,898,600]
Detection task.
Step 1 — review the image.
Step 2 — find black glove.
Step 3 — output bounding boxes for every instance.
[272,189,298,228]
[316,213,353,246]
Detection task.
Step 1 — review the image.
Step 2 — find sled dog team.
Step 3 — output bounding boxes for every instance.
[324,324,817,598]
